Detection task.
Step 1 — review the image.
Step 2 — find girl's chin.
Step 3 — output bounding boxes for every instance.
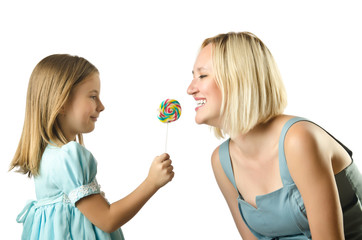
[83,126,95,134]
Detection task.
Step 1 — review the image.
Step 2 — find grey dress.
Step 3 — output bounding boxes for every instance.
[219,117,362,239]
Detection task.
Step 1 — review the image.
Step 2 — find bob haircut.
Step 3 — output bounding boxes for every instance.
[10,54,98,176]
[201,32,287,138]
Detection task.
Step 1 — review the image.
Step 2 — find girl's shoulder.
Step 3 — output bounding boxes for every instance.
[47,140,85,150]
[46,141,91,156]
[40,141,97,181]
[43,141,96,168]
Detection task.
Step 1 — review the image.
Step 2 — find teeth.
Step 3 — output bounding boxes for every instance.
[196,99,206,106]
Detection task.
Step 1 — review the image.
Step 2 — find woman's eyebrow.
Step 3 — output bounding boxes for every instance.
[192,67,207,75]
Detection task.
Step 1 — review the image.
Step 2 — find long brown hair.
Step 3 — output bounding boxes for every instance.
[10,54,98,176]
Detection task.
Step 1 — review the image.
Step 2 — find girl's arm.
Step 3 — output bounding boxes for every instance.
[211,147,258,240]
[76,153,174,233]
[285,122,344,240]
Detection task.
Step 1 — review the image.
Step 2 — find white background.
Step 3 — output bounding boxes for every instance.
[1,0,361,239]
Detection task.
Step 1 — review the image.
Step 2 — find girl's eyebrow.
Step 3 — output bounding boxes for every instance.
[89,90,99,94]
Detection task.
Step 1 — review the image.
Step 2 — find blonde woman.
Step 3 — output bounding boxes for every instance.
[11,54,174,240]
[187,32,362,239]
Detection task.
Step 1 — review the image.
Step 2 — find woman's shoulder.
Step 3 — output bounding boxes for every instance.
[283,117,323,150]
[211,138,231,163]
[282,116,334,174]
[210,144,226,184]
[211,145,220,164]
[271,115,320,143]
[211,139,233,176]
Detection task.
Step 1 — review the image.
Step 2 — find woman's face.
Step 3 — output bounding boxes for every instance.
[187,44,222,127]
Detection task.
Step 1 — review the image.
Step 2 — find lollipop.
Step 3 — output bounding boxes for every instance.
[157,99,181,152]
[157,99,182,123]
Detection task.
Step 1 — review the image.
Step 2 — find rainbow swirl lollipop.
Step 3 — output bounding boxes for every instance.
[157,99,182,123]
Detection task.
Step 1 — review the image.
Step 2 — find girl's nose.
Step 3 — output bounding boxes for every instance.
[98,99,105,112]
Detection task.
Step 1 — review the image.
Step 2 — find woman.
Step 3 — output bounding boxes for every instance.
[187,32,362,239]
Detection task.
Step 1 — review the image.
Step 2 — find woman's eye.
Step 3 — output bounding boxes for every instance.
[90,96,97,100]
[199,75,207,79]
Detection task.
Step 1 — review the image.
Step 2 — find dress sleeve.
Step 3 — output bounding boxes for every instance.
[51,141,101,206]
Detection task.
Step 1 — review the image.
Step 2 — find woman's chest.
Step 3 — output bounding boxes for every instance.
[231,153,283,208]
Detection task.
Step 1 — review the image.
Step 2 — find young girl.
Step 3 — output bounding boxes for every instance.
[10,54,174,240]
[187,32,362,239]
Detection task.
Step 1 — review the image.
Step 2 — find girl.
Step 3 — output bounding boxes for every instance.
[187,32,362,239]
[10,54,174,240]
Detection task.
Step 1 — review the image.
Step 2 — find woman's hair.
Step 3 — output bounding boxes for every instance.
[10,54,98,177]
[201,32,287,138]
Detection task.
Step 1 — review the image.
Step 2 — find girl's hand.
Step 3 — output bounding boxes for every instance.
[146,153,174,190]
[77,153,175,232]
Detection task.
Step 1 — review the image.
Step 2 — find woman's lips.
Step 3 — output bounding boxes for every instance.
[195,98,206,111]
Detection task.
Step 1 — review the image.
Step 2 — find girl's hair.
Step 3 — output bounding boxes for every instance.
[201,32,287,138]
[10,54,98,177]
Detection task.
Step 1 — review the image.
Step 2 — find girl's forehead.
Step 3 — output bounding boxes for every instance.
[81,73,100,85]
[72,73,100,92]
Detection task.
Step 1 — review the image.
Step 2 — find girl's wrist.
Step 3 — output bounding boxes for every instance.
[143,177,160,193]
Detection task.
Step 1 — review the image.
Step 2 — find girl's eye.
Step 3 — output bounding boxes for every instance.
[90,96,97,100]
[199,75,207,79]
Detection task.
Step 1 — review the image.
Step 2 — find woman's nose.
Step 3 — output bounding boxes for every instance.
[187,79,198,95]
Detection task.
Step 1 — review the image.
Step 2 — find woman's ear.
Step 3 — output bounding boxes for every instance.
[59,105,66,115]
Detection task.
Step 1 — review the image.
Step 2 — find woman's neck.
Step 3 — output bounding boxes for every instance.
[230,117,279,159]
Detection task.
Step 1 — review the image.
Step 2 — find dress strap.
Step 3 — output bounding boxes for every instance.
[219,139,239,192]
[278,117,307,185]
[278,117,353,185]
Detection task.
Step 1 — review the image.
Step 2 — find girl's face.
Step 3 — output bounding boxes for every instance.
[60,73,105,141]
[187,44,222,127]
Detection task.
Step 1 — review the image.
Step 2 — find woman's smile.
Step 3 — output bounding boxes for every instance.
[194,97,207,111]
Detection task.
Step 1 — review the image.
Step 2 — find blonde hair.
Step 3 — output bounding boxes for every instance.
[201,32,287,138]
[10,54,98,176]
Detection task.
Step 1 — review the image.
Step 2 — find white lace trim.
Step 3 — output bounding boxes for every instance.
[67,179,100,205]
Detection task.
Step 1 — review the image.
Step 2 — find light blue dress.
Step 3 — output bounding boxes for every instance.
[16,141,125,240]
[219,117,362,239]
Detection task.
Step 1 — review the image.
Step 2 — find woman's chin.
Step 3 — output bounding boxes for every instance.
[195,113,205,124]
[195,116,221,129]
[195,116,211,126]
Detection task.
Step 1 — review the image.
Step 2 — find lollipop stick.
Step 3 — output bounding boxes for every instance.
[165,123,169,153]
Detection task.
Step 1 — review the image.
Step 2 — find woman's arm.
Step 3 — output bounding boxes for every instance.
[285,122,344,240]
[211,147,258,240]
[76,153,174,233]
